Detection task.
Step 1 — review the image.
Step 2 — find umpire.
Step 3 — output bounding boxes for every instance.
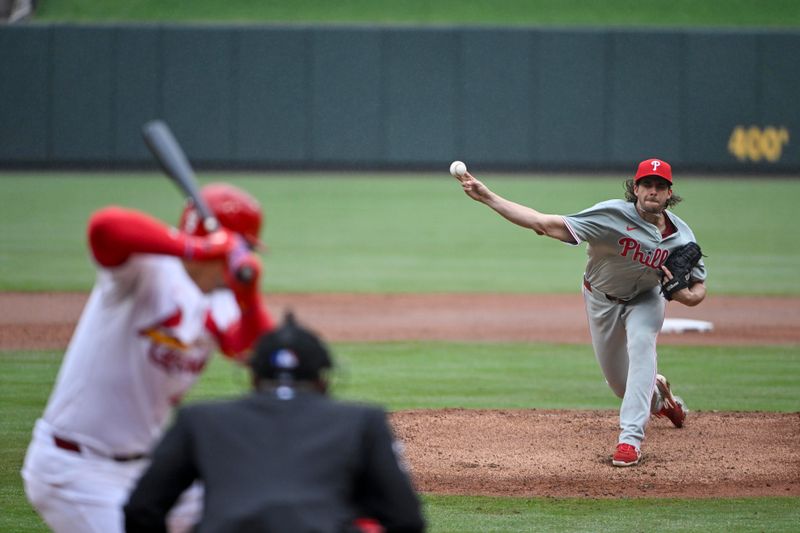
[124,313,426,533]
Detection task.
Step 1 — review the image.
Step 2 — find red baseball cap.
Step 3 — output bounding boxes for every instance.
[634,158,672,184]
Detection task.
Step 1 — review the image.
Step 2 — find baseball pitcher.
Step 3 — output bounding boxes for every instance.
[453,159,706,466]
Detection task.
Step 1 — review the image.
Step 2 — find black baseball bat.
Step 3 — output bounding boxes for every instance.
[141,120,255,283]
[141,120,219,234]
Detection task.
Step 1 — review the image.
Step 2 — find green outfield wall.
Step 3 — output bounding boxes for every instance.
[0,23,797,171]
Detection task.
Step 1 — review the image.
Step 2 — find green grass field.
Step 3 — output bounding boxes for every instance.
[1,173,798,294]
[35,0,800,27]
[1,173,799,532]
[3,345,799,532]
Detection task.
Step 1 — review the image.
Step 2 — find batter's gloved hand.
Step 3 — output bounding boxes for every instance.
[183,228,239,261]
[661,241,703,300]
[224,237,262,302]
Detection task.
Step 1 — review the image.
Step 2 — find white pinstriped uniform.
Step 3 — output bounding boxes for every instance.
[22,255,239,533]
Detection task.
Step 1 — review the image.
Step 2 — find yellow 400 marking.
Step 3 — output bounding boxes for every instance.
[728,126,790,162]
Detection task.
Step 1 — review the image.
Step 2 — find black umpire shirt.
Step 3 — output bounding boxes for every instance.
[124,389,425,533]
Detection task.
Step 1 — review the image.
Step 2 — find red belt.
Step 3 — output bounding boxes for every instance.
[53,435,147,462]
[583,278,630,304]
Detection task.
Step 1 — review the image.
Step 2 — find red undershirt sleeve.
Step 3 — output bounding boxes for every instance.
[88,206,232,267]
[205,294,275,360]
[88,207,189,267]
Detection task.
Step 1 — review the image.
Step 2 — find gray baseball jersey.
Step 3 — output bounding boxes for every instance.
[563,199,706,300]
[561,199,706,448]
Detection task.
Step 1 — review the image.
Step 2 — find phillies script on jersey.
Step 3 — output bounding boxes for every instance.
[617,237,670,269]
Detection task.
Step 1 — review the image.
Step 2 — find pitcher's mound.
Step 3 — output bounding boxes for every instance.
[391,409,800,498]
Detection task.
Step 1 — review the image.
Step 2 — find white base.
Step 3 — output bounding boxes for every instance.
[661,318,714,334]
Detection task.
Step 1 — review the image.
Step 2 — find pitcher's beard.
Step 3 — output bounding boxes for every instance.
[637,199,666,215]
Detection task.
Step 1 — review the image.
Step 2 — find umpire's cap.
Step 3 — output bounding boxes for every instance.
[250,312,333,381]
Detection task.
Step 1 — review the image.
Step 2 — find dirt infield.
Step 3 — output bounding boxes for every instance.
[2,292,799,498]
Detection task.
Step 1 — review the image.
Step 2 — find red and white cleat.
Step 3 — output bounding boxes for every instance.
[654,374,687,428]
[612,443,642,467]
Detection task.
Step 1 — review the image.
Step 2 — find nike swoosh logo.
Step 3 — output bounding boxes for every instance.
[626,226,636,231]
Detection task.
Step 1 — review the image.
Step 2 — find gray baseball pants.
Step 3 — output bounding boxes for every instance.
[582,283,665,447]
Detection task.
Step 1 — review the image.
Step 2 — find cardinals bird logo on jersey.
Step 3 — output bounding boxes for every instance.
[139,309,210,375]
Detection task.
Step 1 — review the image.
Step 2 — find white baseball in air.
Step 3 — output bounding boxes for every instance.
[449,160,467,178]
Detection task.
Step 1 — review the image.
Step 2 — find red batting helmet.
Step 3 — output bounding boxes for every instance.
[634,158,672,184]
[179,183,264,248]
